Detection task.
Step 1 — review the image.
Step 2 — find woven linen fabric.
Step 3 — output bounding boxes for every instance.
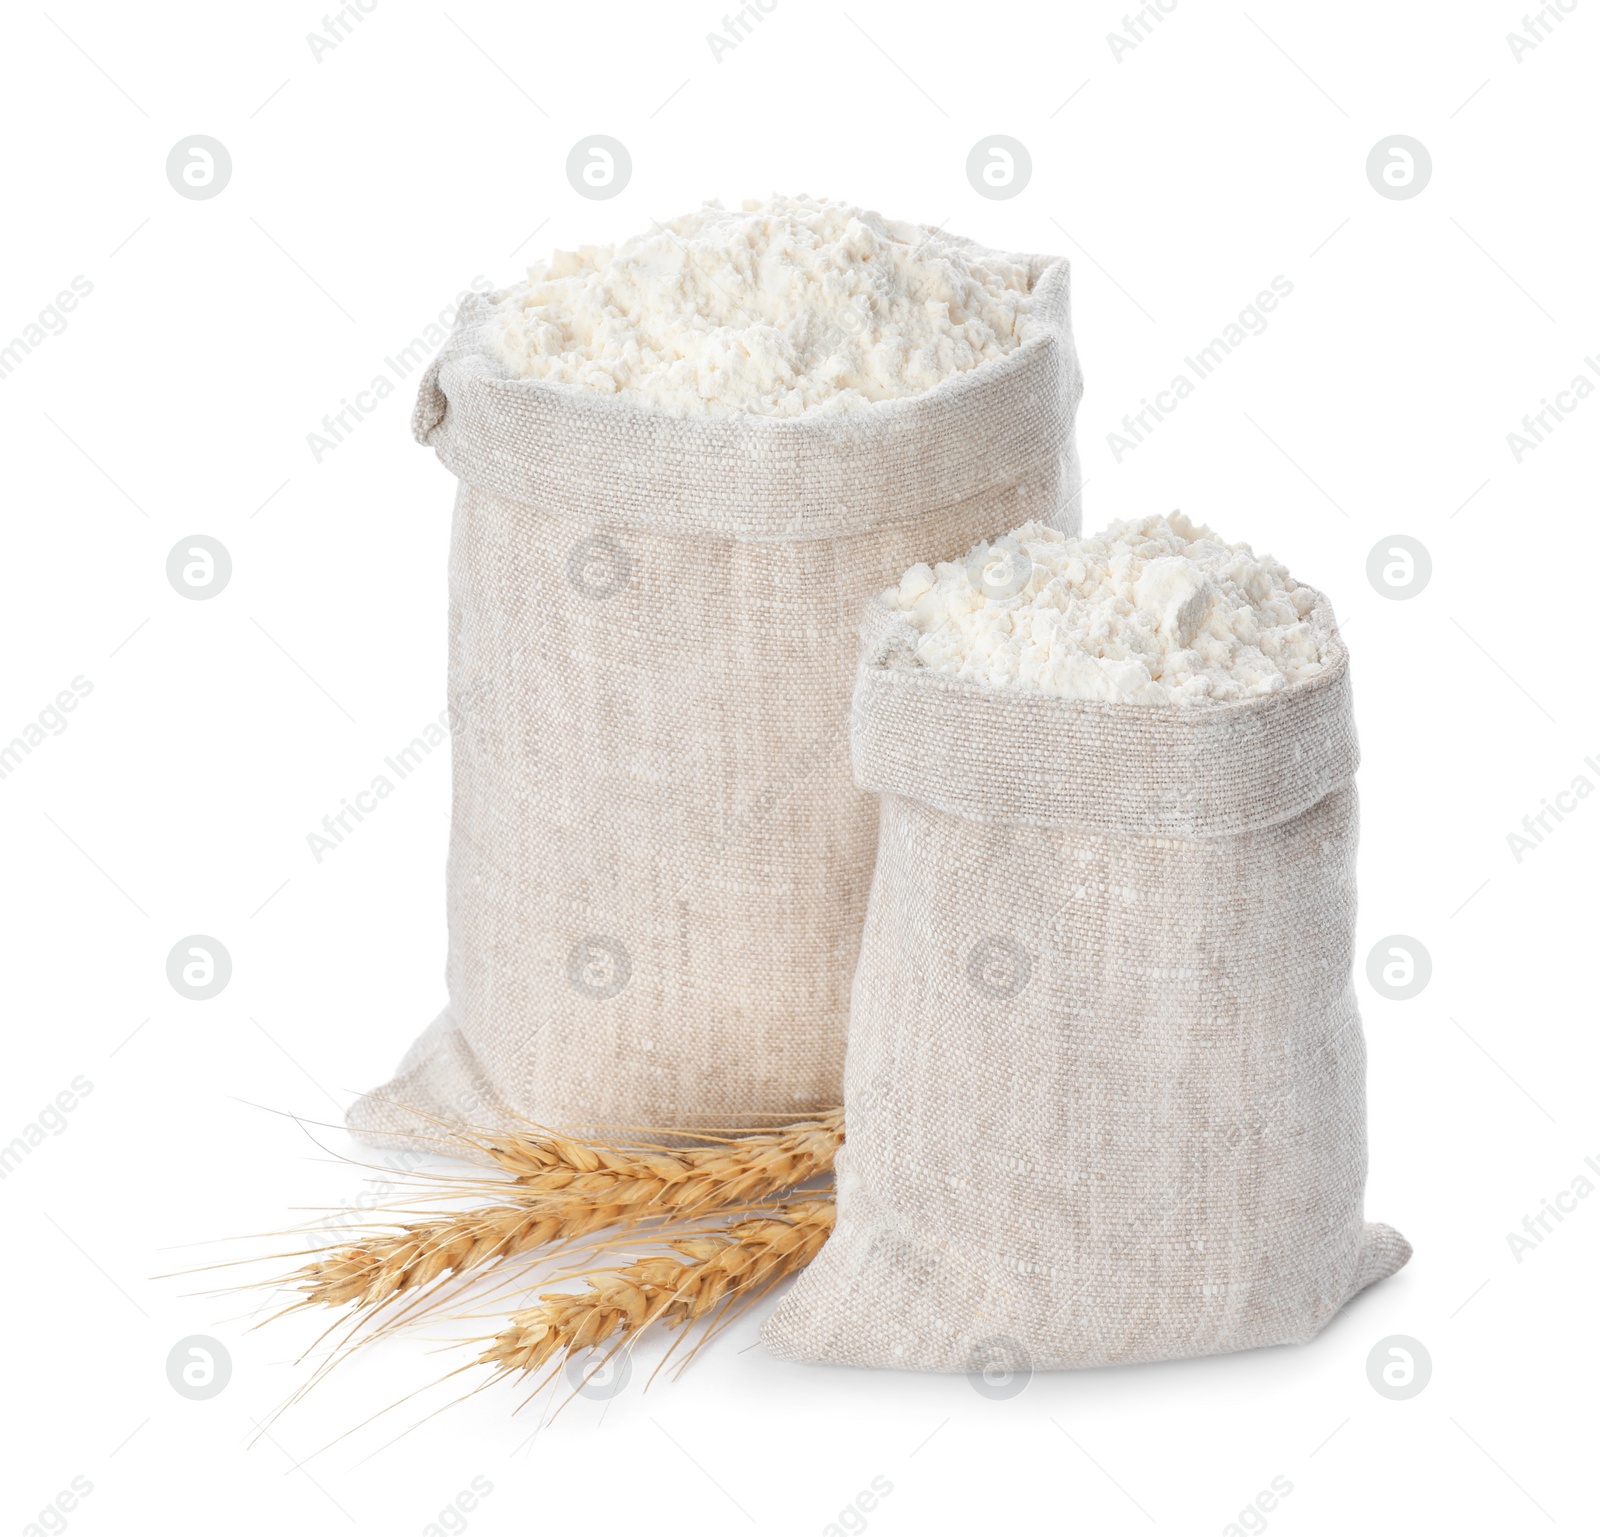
[348,246,1084,1150]
[762,598,1410,1370]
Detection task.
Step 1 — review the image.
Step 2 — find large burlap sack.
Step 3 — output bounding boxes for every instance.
[349,247,1084,1148]
[763,597,1410,1370]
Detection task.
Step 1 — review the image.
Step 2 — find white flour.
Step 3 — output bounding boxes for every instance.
[489,196,1033,418]
[883,513,1330,706]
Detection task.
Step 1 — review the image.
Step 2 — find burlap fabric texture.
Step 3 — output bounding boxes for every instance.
[349,246,1085,1149]
[763,597,1410,1370]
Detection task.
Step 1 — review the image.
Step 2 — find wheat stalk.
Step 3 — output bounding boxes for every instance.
[288,1110,843,1317]
[477,1197,837,1382]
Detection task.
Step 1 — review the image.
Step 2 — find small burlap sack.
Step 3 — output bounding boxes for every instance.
[349,245,1084,1149]
[763,598,1410,1370]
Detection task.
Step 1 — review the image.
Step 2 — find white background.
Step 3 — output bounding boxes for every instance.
[3,2,1596,1533]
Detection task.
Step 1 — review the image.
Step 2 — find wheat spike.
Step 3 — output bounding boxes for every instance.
[290,1111,842,1315]
[293,1203,592,1313]
[481,1109,843,1214]
[478,1197,836,1380]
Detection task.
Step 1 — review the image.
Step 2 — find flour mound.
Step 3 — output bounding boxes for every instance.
[883,513,1331,707]
[489,196,1033,418]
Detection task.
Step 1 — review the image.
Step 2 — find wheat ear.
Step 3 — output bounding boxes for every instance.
[477,1197,836,1380]
[480,1109,843,1213]
[290,1111,843,1315]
